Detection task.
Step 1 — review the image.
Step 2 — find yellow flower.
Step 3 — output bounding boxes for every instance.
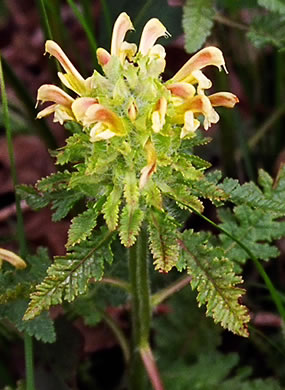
[36,12,239,187]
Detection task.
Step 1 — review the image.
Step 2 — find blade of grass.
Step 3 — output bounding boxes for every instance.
[0,52,35,390]
[35,0,62,76]
[66,0,98,66]
[99,0,112,40]
[2,57,57,149]
[135,0,154,26]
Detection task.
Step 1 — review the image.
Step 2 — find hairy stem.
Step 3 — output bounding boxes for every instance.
[128,226,164,390]
[128,226,150,390]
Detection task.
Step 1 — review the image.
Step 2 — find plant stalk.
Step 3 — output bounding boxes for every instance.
[0,53,35,390]
[128,225,150,390]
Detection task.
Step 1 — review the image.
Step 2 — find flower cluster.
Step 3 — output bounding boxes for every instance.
[37,12,238,189]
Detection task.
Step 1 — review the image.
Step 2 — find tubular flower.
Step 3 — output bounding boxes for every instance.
[36,12,238,190]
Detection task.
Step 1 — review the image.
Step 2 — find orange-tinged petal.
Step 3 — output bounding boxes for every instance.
[45,40,84,82]
[167,82,196,99]
[72,97,98,122]
[139,18,170,56]
[111,13,134,56]
[84,104,126,136]
[97,48,111,66]
[182,95,219,130]
[170,47,227,83]
[209,92,239,108]
[139,139,157,189]
[37,85,74,107]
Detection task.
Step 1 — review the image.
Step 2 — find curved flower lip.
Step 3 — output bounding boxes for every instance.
[167,82,196,99]
[83,104,126,136]
[209,92,239,108]
[37,85,74,107]
[169,46,227,83]
[71,97,98,122]
[111,12,134,56]
[139,18,170,56]
[45,40,84,82]
[90,123,116,142]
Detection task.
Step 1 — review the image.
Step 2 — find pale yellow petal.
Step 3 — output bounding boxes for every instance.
[191,70,212,94]
[90,123,116,142]
[139,18,170,55]
[180,110,200,138]
[111,13,134,56]
[152,97,167,133]
[36,104,57,119]
[54,106,75,125]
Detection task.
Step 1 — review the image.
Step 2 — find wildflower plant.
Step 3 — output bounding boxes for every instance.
[14,10,285,390]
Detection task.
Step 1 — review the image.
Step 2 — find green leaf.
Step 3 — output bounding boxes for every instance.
[0,300,55,343]
[218,205,285,266]
[67,206,100,247]
[258,0,285,14]
[51,190,84,221]
[36,171,71,192]
[183,0,215,53]
[180,230,250,337]
[102,186,122,231]
[24,228,114,320]
[56,132,90,165]
[16,184,49,210]
[119,206,144,247]
[148,210,180,273]
[124,171,139,209]
[248,13,285,49]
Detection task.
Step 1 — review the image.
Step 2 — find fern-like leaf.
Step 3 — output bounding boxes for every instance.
[179,230,250,337]
[119,206,144,247]
[248,13,285,49]
[67,206,100,247]
[103,186,122,231]
[148,210,180,273]
[183,0,215,53]
[24,227,114,320]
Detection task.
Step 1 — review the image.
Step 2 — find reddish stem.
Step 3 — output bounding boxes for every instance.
[140,345,165,390]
